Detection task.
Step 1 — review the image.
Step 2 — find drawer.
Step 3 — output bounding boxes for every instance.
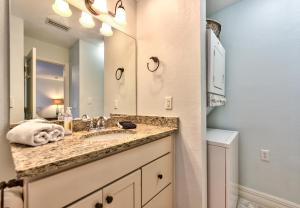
[142,153,172,205]
[68,190,103,208]
[143,185,172,208]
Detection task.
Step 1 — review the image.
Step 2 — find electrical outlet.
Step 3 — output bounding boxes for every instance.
[87,97,93,105]
[10,96,14,108]
[260,149,270,162]
[165,96,173,110]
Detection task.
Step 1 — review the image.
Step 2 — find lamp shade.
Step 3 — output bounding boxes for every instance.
[100,22,113,36]
[79,12,95,28]
[52,0,72,17]
[52,99,64,105]
[92,0,108,14]
[114,5,127,25]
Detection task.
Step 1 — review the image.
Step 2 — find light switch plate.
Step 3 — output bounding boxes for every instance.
[114,99,119,109]
[10,96,14,108]
[260,149,270,162]
[165,96,173,110]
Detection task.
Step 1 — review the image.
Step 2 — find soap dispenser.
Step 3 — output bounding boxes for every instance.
[64,107,73,135]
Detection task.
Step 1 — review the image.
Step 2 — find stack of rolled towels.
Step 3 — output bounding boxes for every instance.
[7,119,65,147]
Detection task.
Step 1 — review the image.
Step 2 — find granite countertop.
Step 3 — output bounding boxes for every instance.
[10,123,177,179]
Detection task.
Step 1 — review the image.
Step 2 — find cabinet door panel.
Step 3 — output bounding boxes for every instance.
[143,185,172,208]
[68,190,103,208]
[103,170,141,208]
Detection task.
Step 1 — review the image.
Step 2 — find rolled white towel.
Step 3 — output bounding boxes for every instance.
[0,187,23,208]
[7,121,65,146]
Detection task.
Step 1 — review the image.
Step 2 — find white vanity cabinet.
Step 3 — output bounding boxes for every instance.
[24,136,175,208]
[69,170,141,208]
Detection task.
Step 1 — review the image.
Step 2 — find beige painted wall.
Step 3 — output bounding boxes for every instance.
[0,0,16,181]
[104,30,136,116]
[136,0,205,207]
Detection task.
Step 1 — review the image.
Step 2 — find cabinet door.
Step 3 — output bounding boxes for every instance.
[103,170,141,208]
[68,190,103,208]
[143,185,172,208]
[207,145,226,208]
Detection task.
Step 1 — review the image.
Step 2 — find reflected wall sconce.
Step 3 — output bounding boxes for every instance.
[147,57,160,72]
[52,99,64,117]
[115,68,124,80]
[52,0,72,17]
[79,12,95,28]
[100,22,113,36]
[85,0,127,25]
[52,0,127,37]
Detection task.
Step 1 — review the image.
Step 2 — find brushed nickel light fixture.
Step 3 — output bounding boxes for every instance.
[52,0,127,36]
[85,0,127,25]
[52,0,72,17]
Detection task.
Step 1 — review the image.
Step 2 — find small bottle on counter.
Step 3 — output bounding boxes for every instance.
[64,107,73,135]
[57,108,64,121]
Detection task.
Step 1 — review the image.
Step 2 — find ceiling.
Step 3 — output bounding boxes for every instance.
[11,0,104,48]
[207,0,241,16]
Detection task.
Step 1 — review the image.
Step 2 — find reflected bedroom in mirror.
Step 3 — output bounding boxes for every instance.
[9,0,136,124]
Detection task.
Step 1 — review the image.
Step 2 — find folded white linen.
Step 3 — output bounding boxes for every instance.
[7,121,64,146]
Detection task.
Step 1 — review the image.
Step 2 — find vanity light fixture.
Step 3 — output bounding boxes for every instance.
[92,0,108,14]
[100,22,113,36]
[85,0,127,25]
[79,12,95,28]
[52,0,72,17]
[111,0,127,25]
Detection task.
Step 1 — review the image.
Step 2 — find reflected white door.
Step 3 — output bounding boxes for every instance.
[25,48,37,119]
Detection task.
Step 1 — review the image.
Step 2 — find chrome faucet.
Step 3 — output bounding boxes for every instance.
[82,115,108,131]
[97,116,108,129]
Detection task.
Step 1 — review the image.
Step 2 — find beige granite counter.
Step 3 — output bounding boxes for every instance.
[10,123,178,179]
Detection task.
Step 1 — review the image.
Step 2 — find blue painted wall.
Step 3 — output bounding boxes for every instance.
[208,0,300,203]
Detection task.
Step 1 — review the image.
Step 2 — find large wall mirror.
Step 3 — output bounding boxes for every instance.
[9,0,136,124]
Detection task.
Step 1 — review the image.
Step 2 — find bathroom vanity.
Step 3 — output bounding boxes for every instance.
[8,1,178,207]
[10,116,178,208]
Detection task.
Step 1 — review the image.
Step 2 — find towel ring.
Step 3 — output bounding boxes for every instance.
[147,57,160,72]
[115,68,124,80]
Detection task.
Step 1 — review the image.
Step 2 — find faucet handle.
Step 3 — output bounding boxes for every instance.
[96,118,102,129]
[82,114,90,121]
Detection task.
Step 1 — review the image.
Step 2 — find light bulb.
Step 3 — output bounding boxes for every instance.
[79,12,95,28]
[52,0,72,17]
[92,0,108,14]
[100,23,113,36]
[114,6,127,25]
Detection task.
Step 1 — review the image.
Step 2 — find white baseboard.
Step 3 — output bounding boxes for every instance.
[239,185,300,208]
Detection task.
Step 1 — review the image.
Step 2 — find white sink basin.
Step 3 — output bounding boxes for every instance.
[83,130,135,142]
